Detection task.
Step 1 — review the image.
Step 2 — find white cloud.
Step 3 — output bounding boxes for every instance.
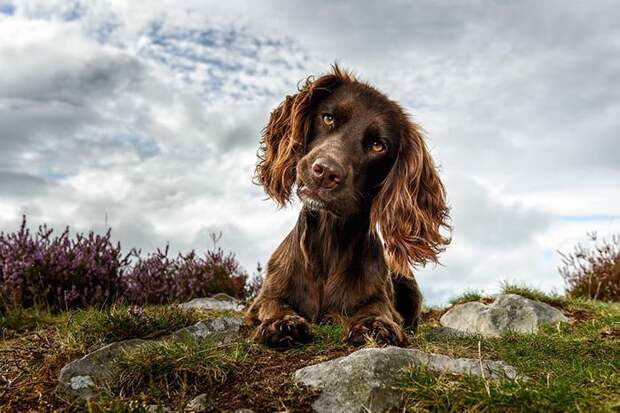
[1,1,618,304]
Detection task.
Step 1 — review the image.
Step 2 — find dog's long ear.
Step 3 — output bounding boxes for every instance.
[371,117,451,276]
[255,65,351,206]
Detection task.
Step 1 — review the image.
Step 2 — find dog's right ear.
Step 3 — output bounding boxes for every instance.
[255,65,352,206]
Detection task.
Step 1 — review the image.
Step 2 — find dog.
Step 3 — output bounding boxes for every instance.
[246,66,450,347]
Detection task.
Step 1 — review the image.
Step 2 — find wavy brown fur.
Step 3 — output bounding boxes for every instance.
[248,66,450,348]
[255,66,354,205]
[371,114,451,275]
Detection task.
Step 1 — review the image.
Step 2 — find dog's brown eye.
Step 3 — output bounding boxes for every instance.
[370,140,386,153]
[322,113,335,126]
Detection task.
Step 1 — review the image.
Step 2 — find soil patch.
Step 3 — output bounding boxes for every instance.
[201,346,352,412]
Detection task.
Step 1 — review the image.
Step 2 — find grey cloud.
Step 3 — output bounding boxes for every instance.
[447,176,551,249]
[2,1,618,305]
[194,223,269,273]
[0,171,51,197]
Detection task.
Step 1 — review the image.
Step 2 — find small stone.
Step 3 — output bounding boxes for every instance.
[178,296,244,312]
[58,339,146,399]
[440,294,570,337]
[185,393,209,412]
[69,375,95,390]
[146,405,172,413]
[294,346,523,413]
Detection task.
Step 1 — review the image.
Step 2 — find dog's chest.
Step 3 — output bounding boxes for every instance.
[293,270,370,321]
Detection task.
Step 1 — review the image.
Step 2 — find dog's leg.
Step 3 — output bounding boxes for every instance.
[245,232,313,348]
[246,295,312,347]
[392,274,423,333]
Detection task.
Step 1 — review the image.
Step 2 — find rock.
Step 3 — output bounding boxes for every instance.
[170,316,244,344]
[185,393,208,412]
[425,326,467,339]
[146,405,173,413]
[184,393,254,412]
[58,339,146,399]
[440,294,569,337]
[294,346,523,413]
[59,316,244,400]
[178,295,244,312]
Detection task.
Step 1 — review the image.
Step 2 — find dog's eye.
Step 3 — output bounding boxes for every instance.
[369,140,386,153]
[322,113,335,126]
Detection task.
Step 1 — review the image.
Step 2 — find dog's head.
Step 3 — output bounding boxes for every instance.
[255,65,450,274]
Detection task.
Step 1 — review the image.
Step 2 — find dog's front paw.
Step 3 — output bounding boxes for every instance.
[343,316,408,347]
[253,314,312,348]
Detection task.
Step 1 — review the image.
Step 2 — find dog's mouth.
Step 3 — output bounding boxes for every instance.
[297,183,328,212]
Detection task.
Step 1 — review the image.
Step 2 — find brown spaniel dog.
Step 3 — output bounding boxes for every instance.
[246,66,450,347]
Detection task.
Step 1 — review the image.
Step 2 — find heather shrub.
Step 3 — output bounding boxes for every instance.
[0,216,128,312]
[559,232,620,301]
[122,246,248,305]
[0,216,250,312]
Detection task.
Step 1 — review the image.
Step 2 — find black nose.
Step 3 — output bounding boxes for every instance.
[311,157,344,190]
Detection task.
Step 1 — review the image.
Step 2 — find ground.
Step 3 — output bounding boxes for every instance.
[1,286,619,412]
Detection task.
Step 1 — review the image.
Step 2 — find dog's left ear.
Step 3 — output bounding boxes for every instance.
[255,65,351,206]
[371,118,451,275]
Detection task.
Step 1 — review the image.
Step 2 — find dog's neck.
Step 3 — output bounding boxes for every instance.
[298,206,376,277]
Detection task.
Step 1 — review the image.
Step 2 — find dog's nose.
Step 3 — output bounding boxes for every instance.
[311,158,344,189]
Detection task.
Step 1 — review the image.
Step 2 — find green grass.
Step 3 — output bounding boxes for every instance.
[62,304,209,351]
[401,297,620,412]
[2,294,619,412]
[111,336,252,397]
[449,289,485,306]
[500,282,567,307]
[0,307,59,333]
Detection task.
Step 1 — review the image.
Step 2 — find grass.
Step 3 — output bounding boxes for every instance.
[63,304,211,351]
[111,337,252,400]
[402,297,620,412]
[500,282,567,307]
[449,289,485,306]
[0,307,59,335]
[1,291,619,412]
[447,283,567,308]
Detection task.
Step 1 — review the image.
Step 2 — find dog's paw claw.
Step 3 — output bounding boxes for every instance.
[253,315,312,348]
[343,316,407,347]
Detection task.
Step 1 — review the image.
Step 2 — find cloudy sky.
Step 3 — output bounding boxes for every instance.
[1,0,618,304]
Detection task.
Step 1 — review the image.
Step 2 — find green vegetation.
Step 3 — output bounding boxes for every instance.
[112,337,252,397]
[500,282,567,307]
[0,307,58,333]
[63,305,209,351]
[404,296,620,412]
[1,288,619,412]
[449,289,485,306]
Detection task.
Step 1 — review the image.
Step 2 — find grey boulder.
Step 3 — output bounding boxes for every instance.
[294,346,523,413]
[440,294,569,337]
